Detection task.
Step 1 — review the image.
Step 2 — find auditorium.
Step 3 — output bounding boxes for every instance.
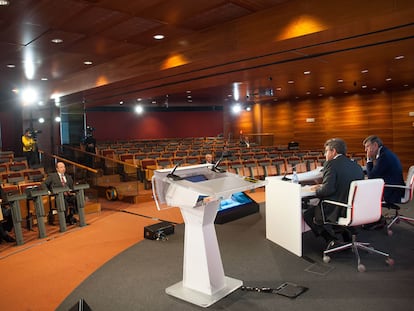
[0,1,413,310]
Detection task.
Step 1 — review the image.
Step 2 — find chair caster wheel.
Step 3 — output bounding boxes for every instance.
[386,258,395,266]
[357,264,366,272]
[323,255,330,263]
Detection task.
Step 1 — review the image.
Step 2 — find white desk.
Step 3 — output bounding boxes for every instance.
[265,168,321,257]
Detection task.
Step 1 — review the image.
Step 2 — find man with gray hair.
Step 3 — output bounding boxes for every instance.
[303,138,364,245]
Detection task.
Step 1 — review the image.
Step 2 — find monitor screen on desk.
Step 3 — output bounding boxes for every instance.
[219,192,253,211]
[215,191,259,224]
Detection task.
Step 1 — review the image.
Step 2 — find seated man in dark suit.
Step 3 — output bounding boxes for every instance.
[363,135,405,229]
[364,135,405,202]
[43,162,77,225]
[0,187,16,243]
[303,138,364,245]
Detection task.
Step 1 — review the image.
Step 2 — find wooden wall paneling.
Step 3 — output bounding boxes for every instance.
[391,89,414,173]
[294,100,325,150]
[261,101,293,147]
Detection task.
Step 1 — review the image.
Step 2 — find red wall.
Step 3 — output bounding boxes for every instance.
[86,110,224,141]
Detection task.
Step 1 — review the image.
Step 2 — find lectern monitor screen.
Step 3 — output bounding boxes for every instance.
[219,192,253,211]
[184,174,208,183]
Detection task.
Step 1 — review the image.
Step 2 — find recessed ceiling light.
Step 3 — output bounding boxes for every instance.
[119,101,124,105]
[395,55,405,60]
[287,80,294,84]
[362,85,367,88]
[51,38,63,44]
[6,64,15,68]
[337,79,344,83]
[41,77,48,81]
[319,86,325,90]
[386,78,392,82]
[0,1,10,6]
[361,69,369,73]
[153,34,165,40]
[84,61,93,65]
[303,71,311,75]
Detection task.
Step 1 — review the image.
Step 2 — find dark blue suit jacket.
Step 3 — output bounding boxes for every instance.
[366,146,405,203]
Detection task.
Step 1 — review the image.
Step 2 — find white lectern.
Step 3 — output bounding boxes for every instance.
[152,164,266,307]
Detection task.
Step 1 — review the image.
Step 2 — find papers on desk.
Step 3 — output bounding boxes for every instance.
[301,185,316,197]
[285,166,323,182]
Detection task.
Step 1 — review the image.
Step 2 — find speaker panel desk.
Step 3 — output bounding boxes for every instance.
[265,168,322,257]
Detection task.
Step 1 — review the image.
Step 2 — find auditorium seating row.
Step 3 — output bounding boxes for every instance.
[1,182,53,221]
[100,148,325,162]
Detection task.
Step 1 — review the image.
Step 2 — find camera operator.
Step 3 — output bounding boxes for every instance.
[22,128,38,168]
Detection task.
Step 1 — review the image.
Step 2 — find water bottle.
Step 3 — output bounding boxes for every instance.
[292,168,299,184]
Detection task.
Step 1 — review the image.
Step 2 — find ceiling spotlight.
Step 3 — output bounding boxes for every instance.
[55,116,61,122]
[84,61,93,65]
[394,55,404,60]
[0,1,10,6]
[303,71,311,75]
[153,34,165,40]
[51,38,63,44]
[38,117,45,123]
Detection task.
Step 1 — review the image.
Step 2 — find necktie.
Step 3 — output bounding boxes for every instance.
[60,174,66,186]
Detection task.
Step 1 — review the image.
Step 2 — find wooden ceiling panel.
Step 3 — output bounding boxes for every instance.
[19,0,88,28]
[132,0,229,25]
[178,2,252,31]
[99,15,163,42]
[0,0,412,109]
[26,30,85,51]
[57,5,128,36]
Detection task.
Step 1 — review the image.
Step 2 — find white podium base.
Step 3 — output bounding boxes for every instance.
[166,277,243,308]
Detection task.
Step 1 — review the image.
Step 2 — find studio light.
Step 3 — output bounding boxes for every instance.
[232,103,242,114]
[135,105,144,114]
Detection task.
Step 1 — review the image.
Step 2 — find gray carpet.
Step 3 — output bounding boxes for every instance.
[58,204,414,311]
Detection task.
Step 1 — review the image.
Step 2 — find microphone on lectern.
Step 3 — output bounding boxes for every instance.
[167,160,183,180]
[212,151,227,173]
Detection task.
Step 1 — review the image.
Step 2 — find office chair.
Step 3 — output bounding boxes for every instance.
[321,178,394,272]
[382,165,414,236]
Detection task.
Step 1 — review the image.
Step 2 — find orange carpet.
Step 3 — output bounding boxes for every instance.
[0,188,264,311]
[0,199,183,311]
